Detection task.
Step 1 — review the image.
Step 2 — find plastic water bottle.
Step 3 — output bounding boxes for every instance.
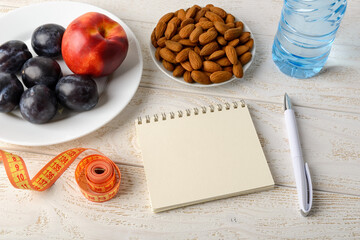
[272,0,347,79]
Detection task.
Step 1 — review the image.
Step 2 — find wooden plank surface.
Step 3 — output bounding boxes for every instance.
[0,0,360,239]
[1,151,360,239]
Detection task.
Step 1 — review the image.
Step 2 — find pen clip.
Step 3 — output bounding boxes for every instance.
[300,162,313,216]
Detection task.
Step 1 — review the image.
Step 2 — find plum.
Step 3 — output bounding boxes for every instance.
[56,74,98,111]
[20,85,57,124]
[21,56,62,90]
[31,24,65,58]
[0,72,24,112]
[0,40,32,74]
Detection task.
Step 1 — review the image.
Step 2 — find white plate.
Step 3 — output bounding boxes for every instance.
[0,2,143,146]
[149,20,255,87]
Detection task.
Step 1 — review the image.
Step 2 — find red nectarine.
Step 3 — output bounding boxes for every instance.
[62,12,128,77]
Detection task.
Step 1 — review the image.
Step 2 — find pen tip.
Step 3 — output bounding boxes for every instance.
[284,93,292,110]
[300,209,310,217]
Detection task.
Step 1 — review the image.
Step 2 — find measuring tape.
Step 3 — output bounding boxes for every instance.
[0,148,121,202]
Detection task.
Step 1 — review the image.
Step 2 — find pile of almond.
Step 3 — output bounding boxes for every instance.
[151,4,253,85]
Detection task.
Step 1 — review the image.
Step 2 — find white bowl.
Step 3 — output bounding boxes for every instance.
[149,19,255,87]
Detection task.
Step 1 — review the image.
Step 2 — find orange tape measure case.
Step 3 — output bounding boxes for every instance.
[0,148,121,202]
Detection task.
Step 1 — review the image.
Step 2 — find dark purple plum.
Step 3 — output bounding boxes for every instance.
[0,40,32,74]
[21,56,62,90]
[56,75,98,111]
[20,85,57,124]
[31,24,65,58]
[0,72,24,112]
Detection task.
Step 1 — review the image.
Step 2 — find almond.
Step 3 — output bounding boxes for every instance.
[244,38,254,49]
[203,61,222,72]
[223,66,233,74]
[174,9,180,17]
[159,48,177,64]
[183,71,194,83]
[205,11,224,23]
[216,57,232,67]
[176,48,190,63]
[171,34,182,42]
[214,22,229,35]
[199,28,218,45]
[178,39,197,47]
[207,26,216,32]
[225,22,235,28]
[165,40,183,52]
[194,46,201,55]
[217,36,227,46]
[235,45,249,56]
[240,52,252,65]
[162,60,174,71]
[209,6,227,19]
[226,14,235,23]
[179,24,195,39]
[239,32,251,44]
[191,70,212,84]
[173,65,185,77]
[204,72,212,78]
[177,9,186,21]
[151,29,158,48]
[189,26,203,43]
[228,38,240,47]
[204,72,212,77]
[195,21,214,30]
[157,36,167,47]
[224,27,242,41]
[155,21,167,40]
[180,18,195,28]
[185,5,198,19]
[208,50,225,60]
[198,17,209,22]
[233,62,243,78]
[189,50,203,70]
[235,21,244,29]
[224,45,238,64]
[202,6,210,11]
[210,71,233,83]
[155,47,161,61]
[164,22,177,39]
[180,61,193,71]
[168,17,181,27]
[194,8,206,22]
[200,41,219,56]
[160,12,174,23]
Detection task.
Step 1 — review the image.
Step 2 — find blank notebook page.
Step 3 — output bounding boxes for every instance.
[136,103,274,212]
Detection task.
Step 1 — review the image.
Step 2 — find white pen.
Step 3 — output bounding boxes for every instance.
[284,93,313,216]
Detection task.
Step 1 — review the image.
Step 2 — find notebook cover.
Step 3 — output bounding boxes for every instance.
[136,104,274,212]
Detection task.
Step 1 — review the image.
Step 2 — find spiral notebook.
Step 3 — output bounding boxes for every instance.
[135,101,274,213]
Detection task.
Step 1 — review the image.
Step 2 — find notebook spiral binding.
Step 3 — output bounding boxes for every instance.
[137,100,246,125]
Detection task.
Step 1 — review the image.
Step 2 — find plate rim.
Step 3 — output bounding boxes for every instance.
[0,1,143,146]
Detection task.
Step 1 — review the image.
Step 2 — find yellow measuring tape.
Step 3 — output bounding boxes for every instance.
[0,148,121,202]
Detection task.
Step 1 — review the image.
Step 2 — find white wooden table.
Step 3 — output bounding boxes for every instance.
[1,0,359,239]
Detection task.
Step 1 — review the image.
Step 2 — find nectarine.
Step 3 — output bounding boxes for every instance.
[62,12,128,77]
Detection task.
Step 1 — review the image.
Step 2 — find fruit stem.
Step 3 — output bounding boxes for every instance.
[98,26,106,38]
